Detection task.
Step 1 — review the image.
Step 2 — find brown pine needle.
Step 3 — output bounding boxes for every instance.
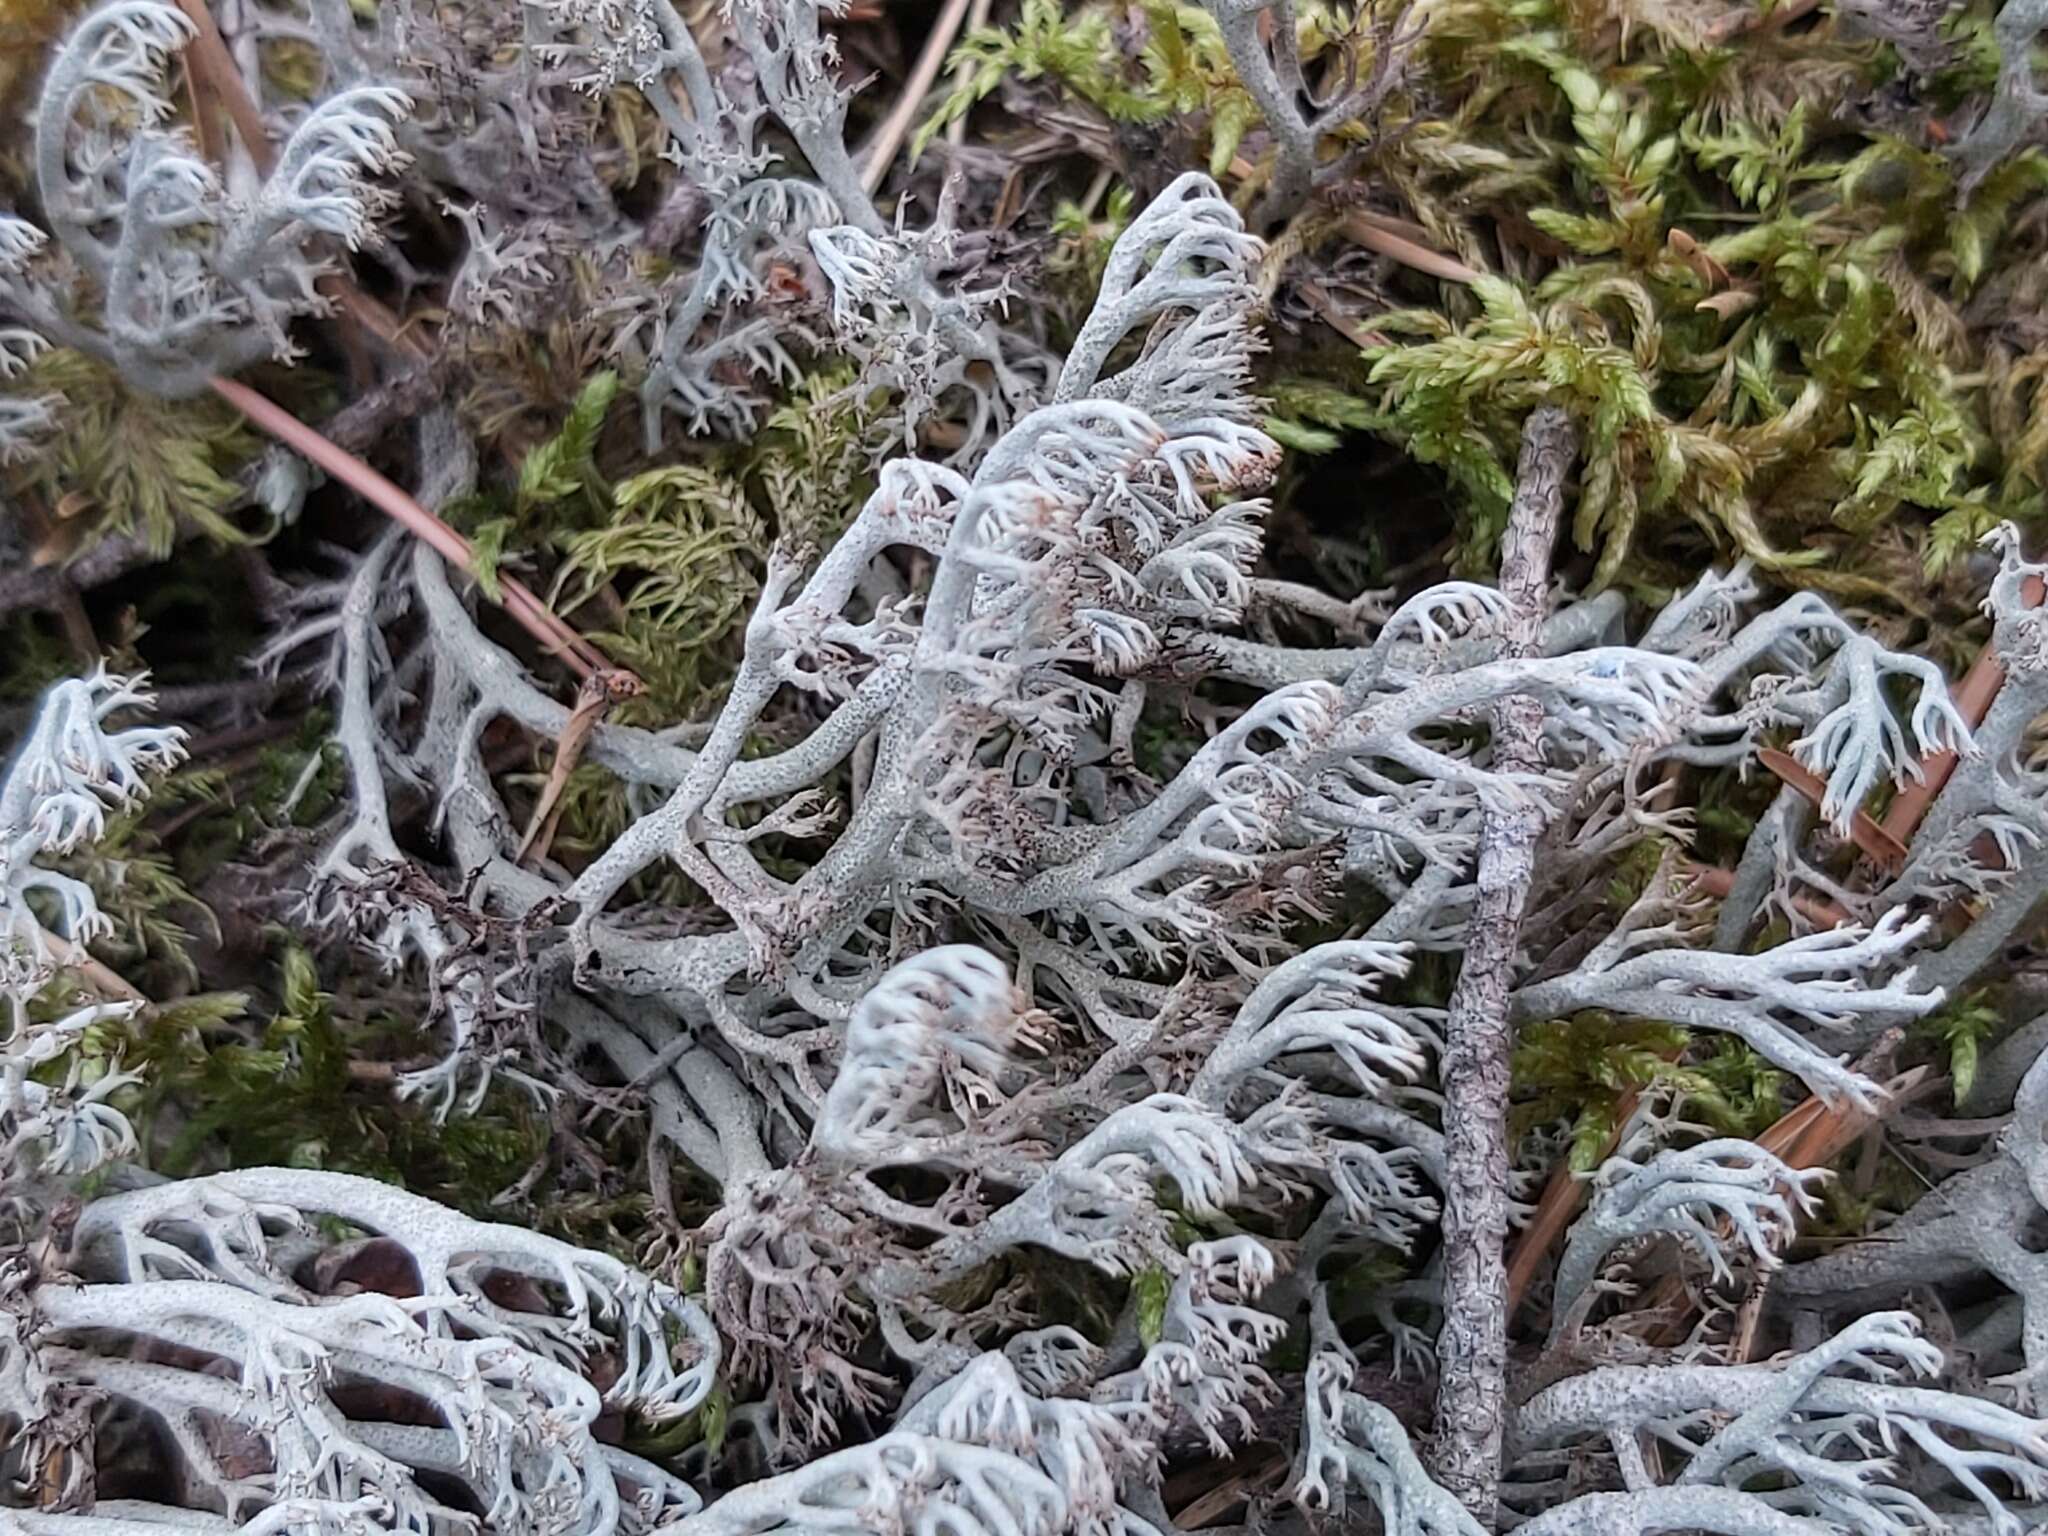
[1339,211,1482,284]
[1296,279,1389,349]
[1881,573,2046,845]
[861,0,975,194]
[1755,748,1909,870]
[1508,1153,1602,1316]
[1687,861,1849,930]
[29,914,149,1008]
[172,0,432,362]
[517,669,645,867]
[209,376,620,682]
[1634,1045,1920,1349]
[172,0,273,171]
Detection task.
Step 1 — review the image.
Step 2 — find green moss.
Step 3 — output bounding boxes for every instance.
[931,0,2048,607]
[74,938,549,1217]
[10,349,260,559]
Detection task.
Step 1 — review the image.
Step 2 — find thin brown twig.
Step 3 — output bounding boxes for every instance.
[208,376,618,682]
[1339,211,1482,284]
[1880,573,2046,844]
[860,0,976,195]
[944,0,993,149]
[28,915,149,1007]
[171,0,433,363]
[1755,748,1909,870]
[172,0,273,170]
[517,670,645,866]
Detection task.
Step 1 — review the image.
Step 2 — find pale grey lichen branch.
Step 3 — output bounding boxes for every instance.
[1296,1310,2048,1536]
[1,0,413,397]
[6,1165,718,1536]
[180,146,2048,1536]
[1549,1139,1826,1346]
[1193,0,1424,226]
[1951,0,2048,187]
[1512,909,1944,1111]
[1509,1312,2048,1536]
[73,1166,722,1420]
[0,667,186,965]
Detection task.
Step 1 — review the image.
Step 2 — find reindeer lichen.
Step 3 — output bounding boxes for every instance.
[7,3,2048,1536]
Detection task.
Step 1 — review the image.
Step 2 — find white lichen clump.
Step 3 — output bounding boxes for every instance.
[7,4,2048,1536]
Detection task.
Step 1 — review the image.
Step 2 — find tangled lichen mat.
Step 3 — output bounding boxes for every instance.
[6,3,2048,1535]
